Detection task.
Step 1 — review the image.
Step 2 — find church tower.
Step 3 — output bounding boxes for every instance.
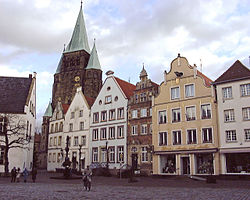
[52,4,102,109]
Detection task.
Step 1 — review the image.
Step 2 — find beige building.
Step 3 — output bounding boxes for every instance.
[152,54,219,175]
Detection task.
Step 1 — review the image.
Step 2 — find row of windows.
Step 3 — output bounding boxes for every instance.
[50,122,63,133]
[131,124,152,135]
[226,129,250,142]
[134,92,152,103]
[224,107,250,122]
[158,104,211,124]
[158,128,213,146]
[93,107,124,123]
[48,151,78,163]
[92,126,124,141]
[70,110,84,119]
[92,146,124,163]
[170,84,195,100]
[49,135,86,147]
[131,107,152,119]
[68,122,84,132]
[222,83,250,99]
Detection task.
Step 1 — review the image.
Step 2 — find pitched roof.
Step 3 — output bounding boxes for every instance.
[55,53,63,74]
[0,76,32,113]
[85,96,95,107]
[86,42,101,70]
[62,104,70,114]
[65,5,90,53]
[43,102,53,117]
[214,60,250,84]
[114,77,136,98]
[197,70,212,87]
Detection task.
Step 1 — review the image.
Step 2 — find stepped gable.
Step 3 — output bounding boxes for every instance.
[114,77,136,98]
[214,60,250,84]
[0,76,32,113]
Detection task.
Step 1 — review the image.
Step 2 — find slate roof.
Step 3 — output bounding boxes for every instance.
[85,96,95,107]
[86,42,101,70]
[0,76,32,113]
[43,102,53,117]
[114,77,136,98]
[214,60,250,84]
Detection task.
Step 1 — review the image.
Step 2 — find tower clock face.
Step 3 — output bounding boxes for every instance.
[74,76,80,82]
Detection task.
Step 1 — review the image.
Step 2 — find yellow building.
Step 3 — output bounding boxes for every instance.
[152,54,219,175]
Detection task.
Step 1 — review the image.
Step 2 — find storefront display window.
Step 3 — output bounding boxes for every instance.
[226,153,250,173]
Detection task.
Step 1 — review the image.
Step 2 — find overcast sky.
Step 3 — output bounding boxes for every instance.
[0,0,250,128]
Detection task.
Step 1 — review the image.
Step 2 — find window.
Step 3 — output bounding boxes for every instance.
[73,136,79,146]
[101,111,107,122]
[245,129,250,141]
[141,124,147,135]
[226,130,237,142]
[53,153,56,162]
[55,123,58,132]
[172,108,181,123]
[186,106,196,121]
[105,95,112,104]
[59,122,63,132]
[202,128,213,143]
[242,107,250,120]
[117,146,124,162]
[0,146,4,164]
[109,127,115,139]
[69,123,73,131]
[109,147,115,162]
[240,84,250,96]
[149,123,152,134]
[79,110,83,117]
[131,125,138,135]
[185,84,194,97]
[93,112,99,123]
[48,153,51,163]
[57,153,60,163]
[140,93,147,102]
[49,137,53,147]
[100,128,107,140]
[92,148,98,162]
[141,147,148,162]
[222,87,232,99]
[117,108,124,119]
[201,104,211,119]
[135,94,138,103]
[159,110,167,124]
[224,109,235,122]
[68,137,71,147]
[140,108,147,118]
[171,87,180,100]
[50,124,54,133]
[159,132,167,145]
[58,136,62,146]
[101,148,107,163]
[54,137,57,146]
[81,136,86,146]
[173,131,181,145]
[149,108,152,117]
[79,122,84,130]
[109,109,116,120]
[71,112,75,119]
[117,126,124,138]
[187,129,197,144]
[132,110,138,119]
[92,129,98,141]
[0,118,4,134]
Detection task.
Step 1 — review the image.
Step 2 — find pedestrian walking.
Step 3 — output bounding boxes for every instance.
[31,168,37,182]
[10,167,16,183]
[23,168,28,183]
[16,168,21,182]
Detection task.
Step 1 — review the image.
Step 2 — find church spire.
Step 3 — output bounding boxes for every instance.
[86,39,102,70]
[65,4,90,53]
[140,63,148,80]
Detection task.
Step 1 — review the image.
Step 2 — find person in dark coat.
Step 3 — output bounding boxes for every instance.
[31,168,37,182]
[23,168,28,183]
[11,167,17,182]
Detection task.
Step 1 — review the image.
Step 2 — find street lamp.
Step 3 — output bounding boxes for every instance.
[105,141,109,169]
[79,144,82,172]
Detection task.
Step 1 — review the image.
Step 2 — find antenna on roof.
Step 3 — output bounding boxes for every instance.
[128,77,131,83]
[200,58,202,73]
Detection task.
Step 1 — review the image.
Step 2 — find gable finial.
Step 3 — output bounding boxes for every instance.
[63,44,66,52]
[81,0,83,8]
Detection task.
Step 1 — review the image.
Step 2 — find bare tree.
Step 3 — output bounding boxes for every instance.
[0,114,31,176]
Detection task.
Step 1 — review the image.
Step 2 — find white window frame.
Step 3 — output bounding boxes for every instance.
[92,148,98,162]
[92,129,98,141]
[117,126,124,138]
[185,84,195,98]
[101,111,107,122]
[131,125,138,135]
[141,124,147,135]
[202,127,213,143]
[158,110,167,124]
[201,104,212,119]
[172,130,181,145]
[79,110,83,117]
[109,109,116,120]
[159,132,167,146]
[73,136,79,146]
[117,107,124,119]
[101,148,107,163]
[240,83,250,97]
[224,109,235,122]
[245,129,250,141]
[242,107,250,121]
[117,146,124,163]
[132,110,138,119]
[171,86,180,100]
[141,146,148,162]
[81,136,86,146]
[186,106,196,121]
[69,123,73,132]
[187,129,197,144]
[140,108,147,118]
[222,87,232,99]
[226,130,237,142]
[79,122,84,130]
[100,128,107,140]
[109,127,115,139]
[172,108,181,123]
[105,95,112,104]
[93,112,99,123]
[109,147,115,162]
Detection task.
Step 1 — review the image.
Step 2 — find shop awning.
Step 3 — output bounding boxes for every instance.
[220,147,250,154]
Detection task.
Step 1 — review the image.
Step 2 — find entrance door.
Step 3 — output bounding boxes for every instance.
[182,157,190,175]
[132,154,138,170]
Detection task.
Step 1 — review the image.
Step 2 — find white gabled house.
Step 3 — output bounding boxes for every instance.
[90,71,136,171]
[63,87,94,171]
[47,101,68,171]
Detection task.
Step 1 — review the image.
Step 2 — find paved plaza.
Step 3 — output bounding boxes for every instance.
[0,172,249,200]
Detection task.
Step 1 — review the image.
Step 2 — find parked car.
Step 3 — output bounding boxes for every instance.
[117,164,132,178]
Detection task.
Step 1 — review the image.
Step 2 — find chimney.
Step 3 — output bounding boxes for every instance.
[33,72,37,78]
[193,64,197,79]
[29,74,32,79]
